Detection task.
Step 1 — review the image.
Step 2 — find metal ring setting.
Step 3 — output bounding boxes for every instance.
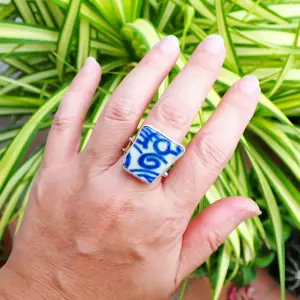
[122,125,185,184]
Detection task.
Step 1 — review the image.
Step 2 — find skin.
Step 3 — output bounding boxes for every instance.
[0,34,261,300]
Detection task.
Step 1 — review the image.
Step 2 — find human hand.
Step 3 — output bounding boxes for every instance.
[0,34,261,300]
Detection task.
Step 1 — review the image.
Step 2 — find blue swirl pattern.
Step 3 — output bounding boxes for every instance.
[123,126,185,183]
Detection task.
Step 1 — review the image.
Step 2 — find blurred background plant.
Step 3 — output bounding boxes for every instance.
[0,0,299,299]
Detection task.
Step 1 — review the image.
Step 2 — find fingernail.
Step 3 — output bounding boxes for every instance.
[82,57,97,72]
[198,34,224,54]
[156,35,179,54]
[237,203,262,223]
[248,203,262,216]
[237,75,260,96]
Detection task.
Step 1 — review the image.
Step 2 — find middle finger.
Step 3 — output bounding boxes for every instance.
[143,34,225,142]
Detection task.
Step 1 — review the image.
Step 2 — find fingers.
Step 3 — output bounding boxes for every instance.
[143,34,225,142]
[83,36,180,170]
[44,57,101,167]
[164,75,260,210]
[175,197,261,286]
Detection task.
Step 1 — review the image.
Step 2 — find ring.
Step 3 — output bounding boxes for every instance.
[123,125,185,184]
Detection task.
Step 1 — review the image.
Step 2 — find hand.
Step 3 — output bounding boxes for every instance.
[0,34,261,300]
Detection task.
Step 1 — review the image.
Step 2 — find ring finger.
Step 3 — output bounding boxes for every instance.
[143,34,225,143]
[164,75,261,212]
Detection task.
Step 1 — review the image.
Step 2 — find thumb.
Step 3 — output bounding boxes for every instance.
[175,197,261,286]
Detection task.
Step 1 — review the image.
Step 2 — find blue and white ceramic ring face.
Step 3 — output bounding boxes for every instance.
[123,125,185,183]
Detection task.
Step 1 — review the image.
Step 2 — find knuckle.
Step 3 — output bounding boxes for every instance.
[189,52,222,75]
[141,50,168,72]
[148,215,183,245]
[67,87,94,100]
[224,92,252,113]
[156,102,190,130]
[193,134,228,170]
[206,230,225,253]
[104,93,137,122]
[52,114,76,133]
[86,146,101,163]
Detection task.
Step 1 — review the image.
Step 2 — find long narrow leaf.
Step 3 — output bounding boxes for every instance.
[243,141,286,300]
[215,0,242,75]
[0,86,68,191]
[268,23,300,97]
[77,17,90,70]
[212,242,231,300]
[56,0,80,80]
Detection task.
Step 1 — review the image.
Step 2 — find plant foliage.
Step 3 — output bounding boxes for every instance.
[0,0,299,299]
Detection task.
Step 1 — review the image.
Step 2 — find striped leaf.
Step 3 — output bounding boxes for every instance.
[249,143,300,228]
[77,17,90,70]
[244,141,286,300]
[13,0,36,23]
[0,153,42,240]
[56,0,81,80]
[212,242,231,300]
[268,23,300,97]
[0,86,68,191]
[35,0,56,28]
[157,1,176,32]
[215,0,242,75]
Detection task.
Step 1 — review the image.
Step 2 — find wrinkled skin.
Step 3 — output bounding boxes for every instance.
[0,35,260,300]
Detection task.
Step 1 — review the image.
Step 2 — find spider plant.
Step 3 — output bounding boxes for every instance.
[0,0,299,299]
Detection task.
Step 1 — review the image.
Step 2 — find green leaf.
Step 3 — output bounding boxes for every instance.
[0,95,44,107]
[52,0,121,42]
[181,5,195,51]
[46,0,64,28]
[0,75,44,96]
[0,43,56,56]
[90,40,128,57]
[0,149,43,213]
[157,1,176,32]
[89,0,120,29]
[0,21,58,43]
[254,252,275,268]
[215,0,242,75]
[35,0,56,28]
[178,278,189,300]
[0,127,20,143]
[243,142,286,300]
[0,152,42,240]
[232,29,300,48]
[0,2,15,20]
[189,0,215,21]
[212,242,231,300]
[237,265,257,288]
[268,22,300,97]
[0,69,56,96]
[123,0,143,22]
[121,19,160,58]
[77,17,90,70]
[248,141,300,228]
[56,0,81,81]
[13,0,36,23]
[248,118,300,181]
[3,57,35,74]
[234,0,289,24]
[0,86,68,191]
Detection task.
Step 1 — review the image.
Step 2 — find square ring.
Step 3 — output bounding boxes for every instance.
[123,125,185,184]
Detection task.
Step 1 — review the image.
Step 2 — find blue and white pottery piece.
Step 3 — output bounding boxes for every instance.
[123,125,185,183]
